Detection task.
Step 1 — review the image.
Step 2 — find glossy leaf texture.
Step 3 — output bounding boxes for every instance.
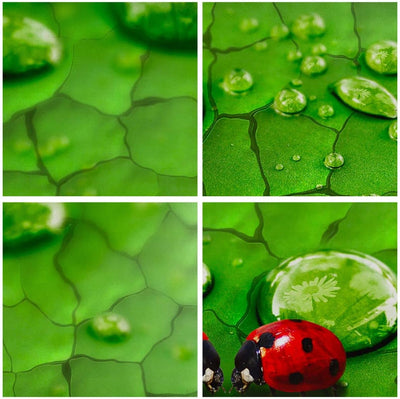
[3,3,197,196]
[3,203,197,396]
[203,2,397,196]
[203,202,397,396]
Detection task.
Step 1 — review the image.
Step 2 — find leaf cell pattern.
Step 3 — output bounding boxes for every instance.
[203,2,397,196]
[203,202,397,396]
[3,203,197,396]
[3,3,197,196]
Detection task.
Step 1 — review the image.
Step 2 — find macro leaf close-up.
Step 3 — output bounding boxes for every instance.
[3,202,197,396]
[203,2,397,196]
[203,202,397,396]
[3,2,197,196]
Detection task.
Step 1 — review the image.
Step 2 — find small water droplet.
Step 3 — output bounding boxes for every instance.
[365,40,397,75]
[39,136,70,159]
[270,24,289,40]
[315,184,324,190]
[274,88,307,114]
[330,76,397,118]
[388,120,397,141]
[312,43,327,55]
[336,380,349,389]
[239,17,259,33]
[309,95,317,102]
[254,40,268,51]
[324,152,344,170]
[291,13,326,40]
[291,78,303,87]
[203,263,213,296]
[113,51,141,73]
[232,258,244,267]
[287,49,303,62]
[222,68,253,95]
[275,163,284,171]
[292,154,301,162]
[318,104,335,119]
[90,313,131,341]
[300,55,327,76]
[13,138,33,153]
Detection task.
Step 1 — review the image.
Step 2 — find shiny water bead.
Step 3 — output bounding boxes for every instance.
[239,17,259,33]
[365,40,397,75]
[254,40,268,51]
[388,120,397,141]
[270,24,290,40]
[113,51,141,73]
[291,13,326,40]
[290,78,303,87]
[203,263,213,296]
[292,154,301,162]
[274,88,307,114]
[3,203,66,248]
[222,68,254,95]
[300,56,327,76]
[91,313,131,341]
[287,49,303,62]
[257,250,397,352]
[309,95,317,102]
[3,15,62,75]
[315,184,324,190]
[318,104,335,119]
[275,163,284,171]
[324,152,344,170]
[232,258,244,267]
[38,136,70,159]
[330,77,397,118]
[312,43,327,55]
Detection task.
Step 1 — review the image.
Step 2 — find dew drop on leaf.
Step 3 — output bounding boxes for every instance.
[330,76,397,119]
[38,136,70,159]
[275,163,284,171]
[203,263,213,296]
[365,40,397,75]
[324,152,344,170]
[222,68,253,95]
[287,49,303,62]
[318,104,335,119]
[312,43,327,55]
[270,24,290,40]
[309,95,317,102]
[257,250,397,352]
[292,154,301,162]
[90,312,131,341]
[274,88,307,114]
[239,17,259,33]
[388,120,397,141]
[254,40,268,51]
[300,55,327,76]
[315,184,324,190]
[291,78,303,87]
[3,14,62,75]
[232,257,244,267]
[291,13,326,40]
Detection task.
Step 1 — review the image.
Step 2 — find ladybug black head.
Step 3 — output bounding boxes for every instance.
[203,339,224,392]
[231,340,264,393]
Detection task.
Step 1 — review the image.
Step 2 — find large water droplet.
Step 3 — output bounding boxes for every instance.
[3,203,66,249]
[291,13,326,40]
[318,104,335,119]
[257,250,397,352]
[324,152,344,169]
[239,17,259,33]
[222,68,253,95]
[270,24,289,40]
[90,312,131,341]
[274,88,307,114]
[300,55,327,76]
[3,15,62,75]
[203,263,213,296]
[388,120,397,141]
[365,40,397,75]
[330,77,397,118]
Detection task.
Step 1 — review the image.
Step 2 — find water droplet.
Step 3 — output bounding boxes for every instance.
[203,263,213,296]
[274,88,307,114]
[222,68,253,95]
[3,203,66,248]
[90,313,130,341]
[365,40,397,75]
[336,380,349,389]
[300,55,327,76]
[312,43,327,55]
[318,104,335,119]
[275,163,284,171]
[324,152,344,170]
[287,49,303,62]
[254,40,268,51]
[388,120,397,141]
[13,138,33,153]
[203,233,212,245]
[38,136,70,159]
[113,51,141,73]
[257,250,397,352]
[271,24,289,40]
[292,154,301,162]
[232,258,244,267]
[3,15,62,75]
[330,76,397,118]
[291,13,326,40]
[309,95,317,102]
[315,184,324,190]
[291,78,303,87]
[239,17,259,33]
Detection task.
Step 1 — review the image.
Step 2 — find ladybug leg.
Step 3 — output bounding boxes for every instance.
[268,386,276,397]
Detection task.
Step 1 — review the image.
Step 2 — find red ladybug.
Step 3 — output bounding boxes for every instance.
[231,319,346,393]
[203,332,224,392]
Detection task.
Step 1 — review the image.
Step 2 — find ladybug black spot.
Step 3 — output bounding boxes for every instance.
[329,359,340,376]
[259,332,275,348]
[301,337,313,353]
[289,372,304,385]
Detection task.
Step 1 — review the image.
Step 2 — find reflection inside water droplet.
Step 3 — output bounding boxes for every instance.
[257,250,397,352]
[291,13,326,40]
